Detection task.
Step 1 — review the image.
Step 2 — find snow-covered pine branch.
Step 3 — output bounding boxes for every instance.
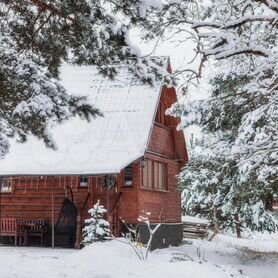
[0,1,169,157]
[177,73,278,235]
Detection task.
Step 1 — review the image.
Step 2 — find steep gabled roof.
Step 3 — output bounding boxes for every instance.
[0,60,168,176]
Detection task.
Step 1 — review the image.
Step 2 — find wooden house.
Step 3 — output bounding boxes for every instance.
[0,57,188,249]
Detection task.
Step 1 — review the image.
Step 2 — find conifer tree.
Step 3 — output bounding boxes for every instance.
[176,74,278,235]
[82,200,111,244]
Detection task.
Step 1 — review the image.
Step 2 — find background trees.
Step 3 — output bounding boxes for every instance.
[177,75,278,235]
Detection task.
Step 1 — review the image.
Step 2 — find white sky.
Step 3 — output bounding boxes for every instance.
[129,30,210,97]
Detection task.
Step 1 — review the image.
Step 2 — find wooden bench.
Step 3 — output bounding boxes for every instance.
[0,218,48,246]
[0,218,18,245]
[17,219,48,246]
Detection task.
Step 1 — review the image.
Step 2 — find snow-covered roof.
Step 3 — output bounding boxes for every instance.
[0,62,166,176]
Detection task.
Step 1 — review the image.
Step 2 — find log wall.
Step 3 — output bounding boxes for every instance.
[0,176,89,223]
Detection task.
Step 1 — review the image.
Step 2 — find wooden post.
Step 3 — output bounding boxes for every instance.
[51,177,55,248]
[75,212,81,249]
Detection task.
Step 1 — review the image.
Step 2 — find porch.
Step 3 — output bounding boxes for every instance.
[0,175,123,248]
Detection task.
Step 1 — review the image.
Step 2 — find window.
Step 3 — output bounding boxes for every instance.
[80,176,88,188]
[1,177,12,193]
[143,160,153,188]
[154,161,166,190]
[142,160,167,190]
[102,175,117,189]
[124,164,133,187]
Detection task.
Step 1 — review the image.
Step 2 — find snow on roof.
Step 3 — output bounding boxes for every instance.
[0,62,167,176]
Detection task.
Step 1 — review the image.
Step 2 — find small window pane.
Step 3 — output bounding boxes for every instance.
[154,162,158,189]
[1,178,12,192]
[154,162,167,190]
[80,176,88,187]
[147,160,153,188]
[142,160,153,188]
[158,163,164,190]
[143,166,148,187]
[124,164,133,186]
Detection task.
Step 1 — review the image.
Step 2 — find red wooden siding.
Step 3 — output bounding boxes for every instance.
[117,161,140,223]
[148,124,176,158]
[138,154,181,223]
[137,85,187,223]
[0,176,89,222]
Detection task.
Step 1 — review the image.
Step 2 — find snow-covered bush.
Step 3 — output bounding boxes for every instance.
[121,212,161,260]
[82,200,111,244]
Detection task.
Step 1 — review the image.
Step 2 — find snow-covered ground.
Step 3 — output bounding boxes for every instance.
[0,233,277,278]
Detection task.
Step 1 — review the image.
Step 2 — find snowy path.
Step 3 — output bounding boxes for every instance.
[0,234,277,278]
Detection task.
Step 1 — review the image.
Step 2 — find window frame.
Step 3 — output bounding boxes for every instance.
[79,175,89,188]
[123,164,134,188]
[0,177,13,193]
[141,159,168,191]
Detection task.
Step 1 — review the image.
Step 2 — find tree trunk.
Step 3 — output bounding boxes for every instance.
[235,214,241,238]
[208,207,220,241]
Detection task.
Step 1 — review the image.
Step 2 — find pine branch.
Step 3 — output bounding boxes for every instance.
[192,15,277,30]
[28,0,74,21]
